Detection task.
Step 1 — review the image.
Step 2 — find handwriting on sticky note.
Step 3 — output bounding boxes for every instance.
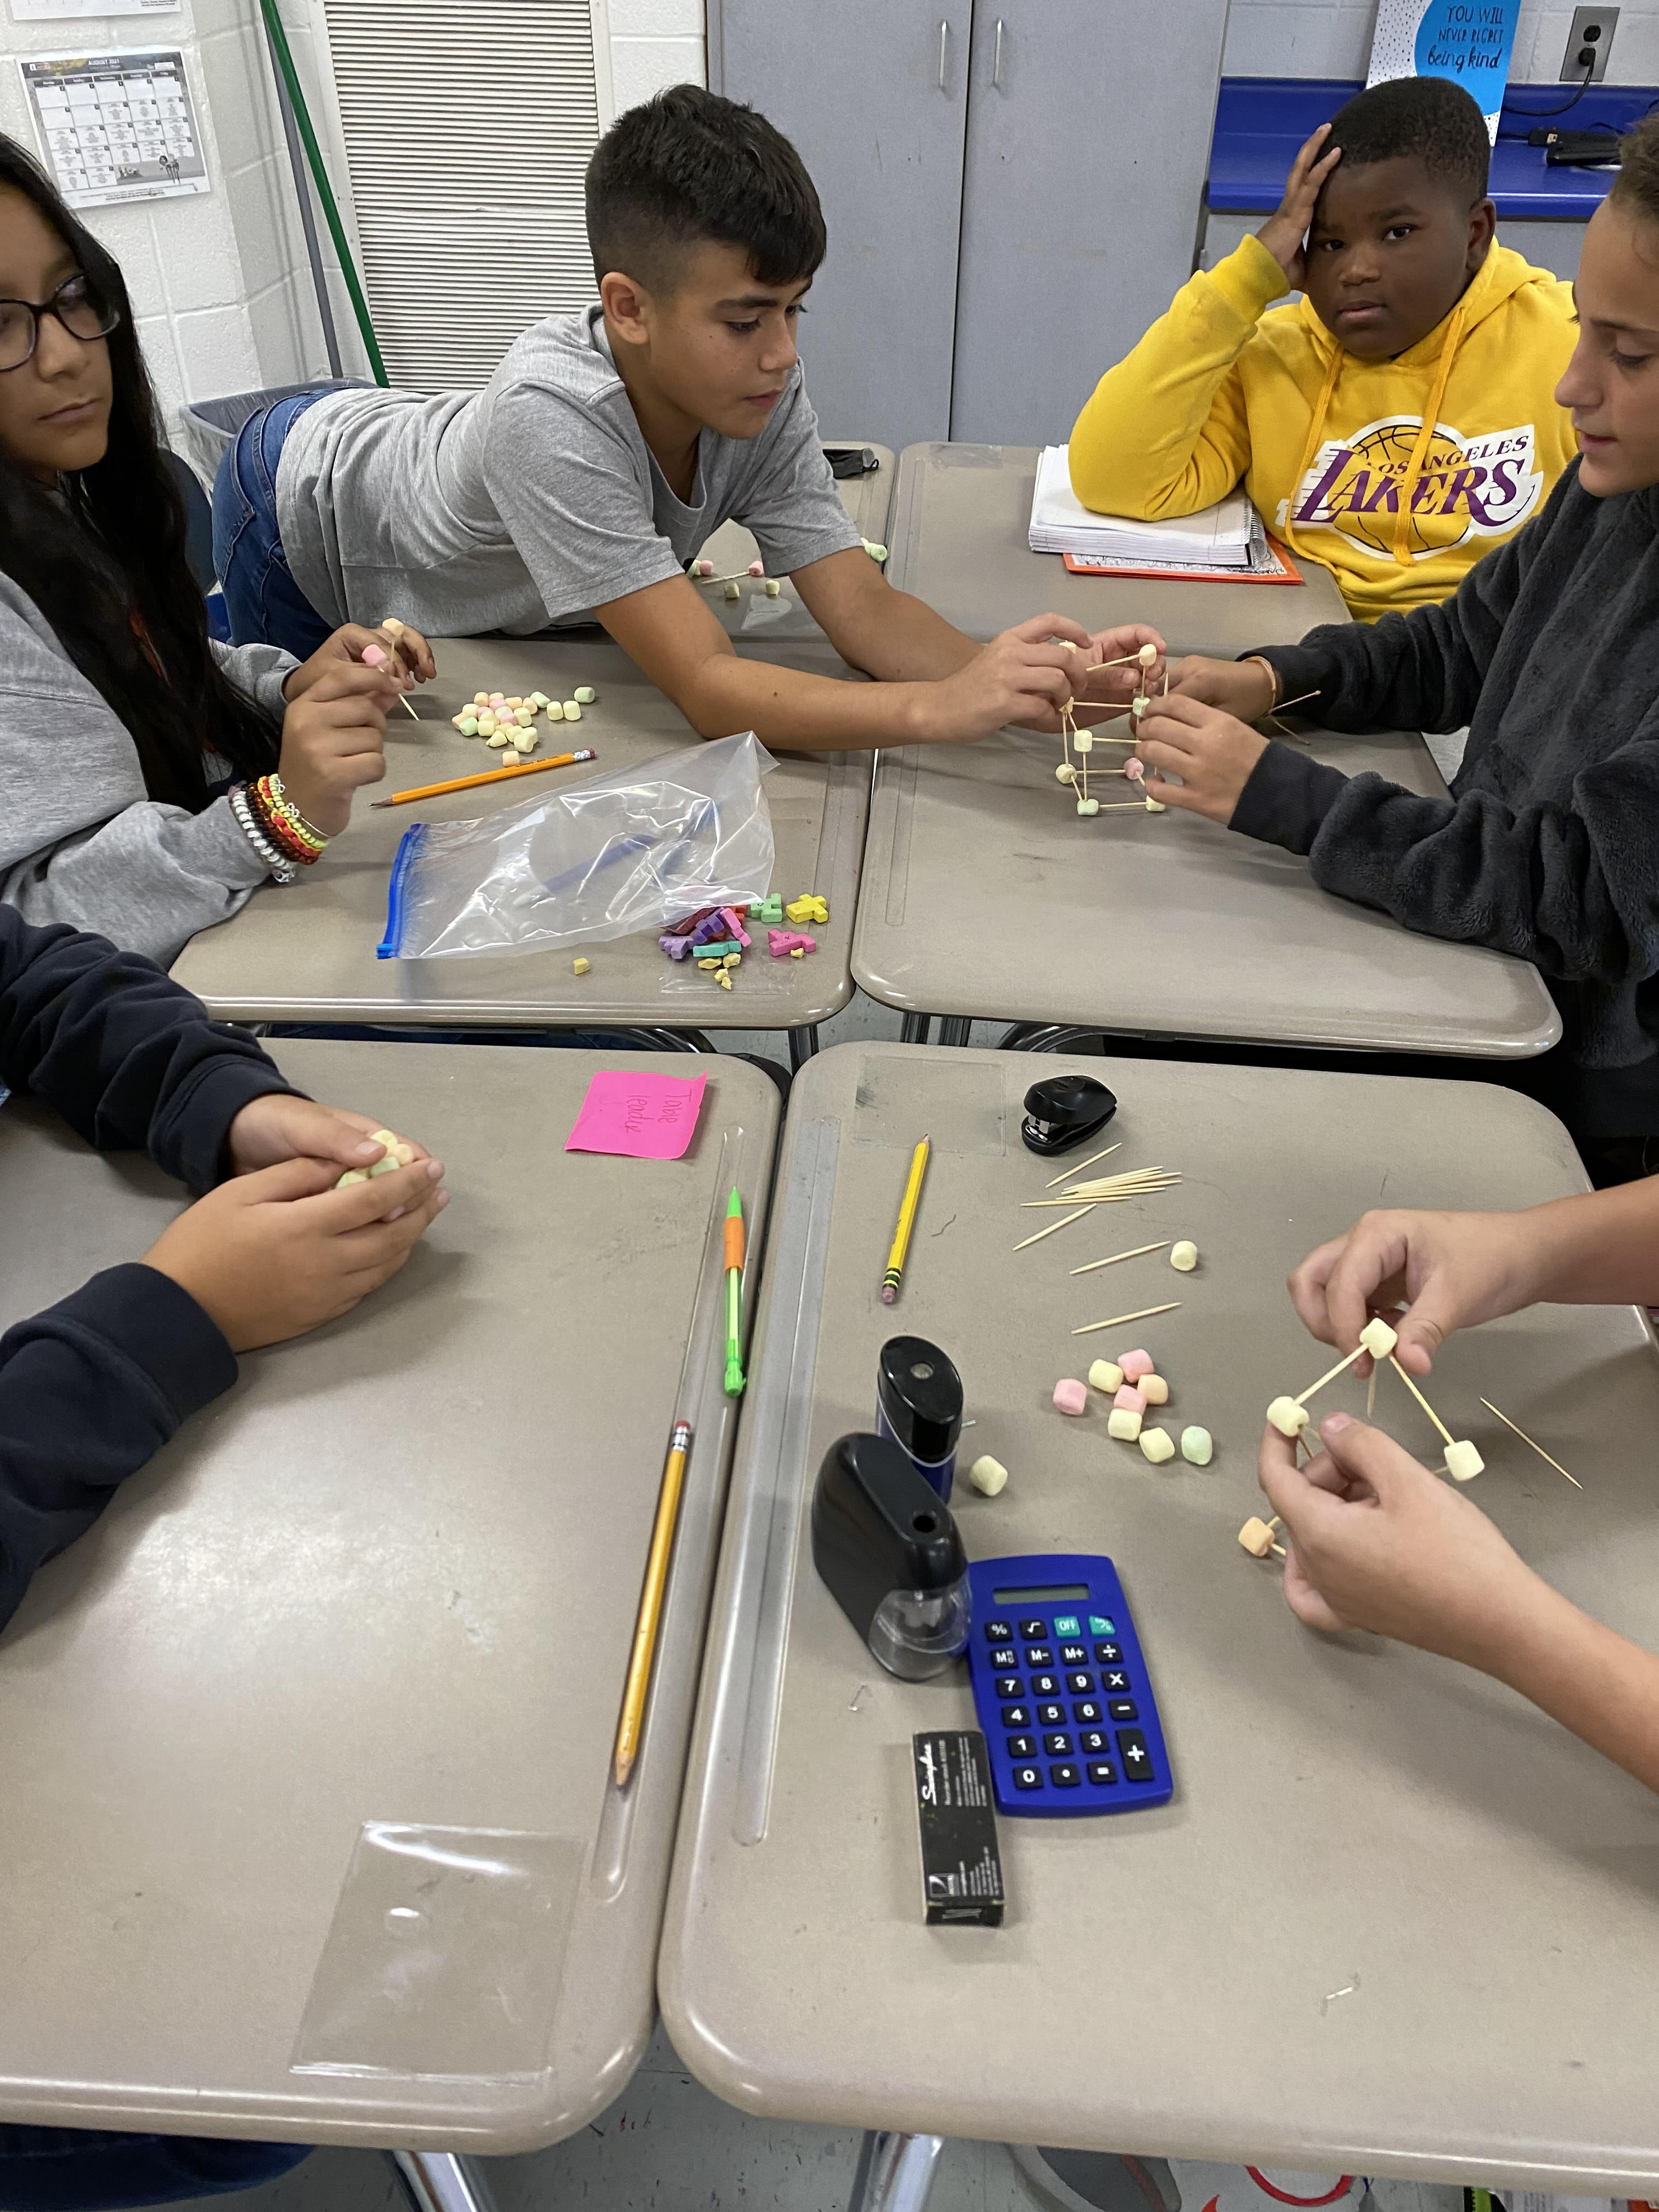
[565,1069,707,1161]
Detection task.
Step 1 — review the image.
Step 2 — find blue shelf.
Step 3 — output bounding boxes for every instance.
[1208,76,1658,221]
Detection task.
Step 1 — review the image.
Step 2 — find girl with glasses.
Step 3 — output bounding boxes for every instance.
[0,136,435,966]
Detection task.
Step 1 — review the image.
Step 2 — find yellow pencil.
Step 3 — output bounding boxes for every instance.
[613,1417,691,1788]
[881,1136,930,1306]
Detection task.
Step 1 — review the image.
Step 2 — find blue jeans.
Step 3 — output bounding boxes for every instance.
[0,2125,310,2210]
[211,394,335,659]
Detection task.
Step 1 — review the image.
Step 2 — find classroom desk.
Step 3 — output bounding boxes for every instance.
[853,721,1560,1058]
[659,1042,1659,2193]
[886,443,1350,650]
[0,1041,778,2153]
[170,637,867,1049]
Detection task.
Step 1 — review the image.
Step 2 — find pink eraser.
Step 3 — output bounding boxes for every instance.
[1125,757,1145,782]
[1053,1378,1088,1417]
[1113,1384,1147,1415]
[747,559,765,577]
[1118,1348,1154,1381]
[362,642,388,669]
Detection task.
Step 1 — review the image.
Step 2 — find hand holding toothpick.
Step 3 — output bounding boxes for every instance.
[1132,694,1271,823]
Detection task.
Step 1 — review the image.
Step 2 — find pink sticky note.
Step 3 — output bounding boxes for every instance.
[565,1069,707,1160]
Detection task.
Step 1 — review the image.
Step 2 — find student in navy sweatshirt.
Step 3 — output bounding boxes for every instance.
[1137,114,1659,1178]
[0,904,446,2209]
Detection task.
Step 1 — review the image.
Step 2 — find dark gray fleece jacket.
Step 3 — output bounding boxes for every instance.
[1242,460,1659,1137]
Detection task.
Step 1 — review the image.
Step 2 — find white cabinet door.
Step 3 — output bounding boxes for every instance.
[950,0,1229,444]
[712,0,972,451]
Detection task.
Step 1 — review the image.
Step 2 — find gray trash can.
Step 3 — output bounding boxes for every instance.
[175,377,367,489]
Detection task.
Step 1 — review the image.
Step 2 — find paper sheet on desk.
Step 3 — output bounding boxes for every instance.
[1030,444,1255,566]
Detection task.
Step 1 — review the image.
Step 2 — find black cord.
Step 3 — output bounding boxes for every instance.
[1502,59,1595,123]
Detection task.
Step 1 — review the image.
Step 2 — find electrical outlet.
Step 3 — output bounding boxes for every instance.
[1561,5,1618,83]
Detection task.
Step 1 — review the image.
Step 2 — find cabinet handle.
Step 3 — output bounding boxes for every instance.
[938,19,948,89]
[992,17,1005,87]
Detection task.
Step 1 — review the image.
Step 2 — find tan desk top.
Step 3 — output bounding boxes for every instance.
[887,443,1350,650]
[697,441,896,651]
[661,1043,1659,2190]
[171,638,866,1033]
[0,1041,778,2151]
[853,724,1560,1058]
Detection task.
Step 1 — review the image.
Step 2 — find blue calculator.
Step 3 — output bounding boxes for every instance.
[966,1553,1172,1816]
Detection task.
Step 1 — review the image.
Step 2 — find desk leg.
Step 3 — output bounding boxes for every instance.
[848,2130,947,2212]
[789,1024,820,1070]
[937,1017,973,1048]
[900,1014,933,1045]
[388,2150,500,2212]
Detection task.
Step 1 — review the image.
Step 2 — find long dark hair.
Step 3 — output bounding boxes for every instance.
[0,136,279,809]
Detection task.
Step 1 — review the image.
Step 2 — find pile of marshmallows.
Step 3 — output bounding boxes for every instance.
[1053,1348,1212,1468]
[335,1128,415,1187]
[449,687,597,763]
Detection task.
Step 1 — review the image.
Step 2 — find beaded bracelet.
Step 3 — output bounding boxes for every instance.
[255,799,321,870]
[228,782,299,886]
[255,772,328,856]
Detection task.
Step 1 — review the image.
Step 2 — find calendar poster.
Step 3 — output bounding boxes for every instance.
[18,49,207,208]
[9,1,179,19]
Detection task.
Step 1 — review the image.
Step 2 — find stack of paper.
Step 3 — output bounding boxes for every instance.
[1029,445,1255,569]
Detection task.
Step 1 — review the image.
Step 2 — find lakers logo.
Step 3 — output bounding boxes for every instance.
[1278,415,1543,561]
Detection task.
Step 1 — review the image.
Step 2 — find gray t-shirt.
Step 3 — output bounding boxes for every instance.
[275,306,864,636]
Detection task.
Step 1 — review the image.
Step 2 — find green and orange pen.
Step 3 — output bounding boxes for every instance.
[723,1187,746,1397]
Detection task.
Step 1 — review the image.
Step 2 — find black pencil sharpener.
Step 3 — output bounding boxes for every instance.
[1020,1074,1118,1157]
[811,1433,971,1680]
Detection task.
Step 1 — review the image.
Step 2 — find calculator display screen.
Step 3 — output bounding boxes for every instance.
[991,1582,1092,1604]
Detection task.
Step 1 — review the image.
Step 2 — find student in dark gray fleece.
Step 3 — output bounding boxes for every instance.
[0,136,433,968]
[1138,114,1659,1166]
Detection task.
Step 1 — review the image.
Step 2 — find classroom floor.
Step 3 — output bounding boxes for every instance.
[145,2025,1469,2212]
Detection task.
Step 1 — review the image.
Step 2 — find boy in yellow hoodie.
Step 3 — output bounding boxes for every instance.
[1068,77,1578,621]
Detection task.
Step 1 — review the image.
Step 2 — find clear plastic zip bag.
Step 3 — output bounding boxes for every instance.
[377,730,777,960]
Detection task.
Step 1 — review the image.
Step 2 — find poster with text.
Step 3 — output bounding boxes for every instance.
[19,48,207,208]
[1367,0,1521,142]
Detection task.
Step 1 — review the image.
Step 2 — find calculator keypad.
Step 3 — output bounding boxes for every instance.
[973,1588,1162,1810]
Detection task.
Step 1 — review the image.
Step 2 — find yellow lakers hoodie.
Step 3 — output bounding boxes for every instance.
[1068,232,1578,622]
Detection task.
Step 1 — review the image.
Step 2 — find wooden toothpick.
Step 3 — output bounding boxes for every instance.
[1073,1300,1182,1336]
[1366,1367,1377,1419]
[1295,1342,1367,1407]
[1388,1354,1454,1447]
[1045,1142,1121,1188]
[1478,1397,1584,1489]
[1013,1204,1094,1252]
[1070,1239,1170,1276]
[1271,689,1321,715]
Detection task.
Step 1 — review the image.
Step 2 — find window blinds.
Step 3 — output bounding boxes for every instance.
[319,0,602,390]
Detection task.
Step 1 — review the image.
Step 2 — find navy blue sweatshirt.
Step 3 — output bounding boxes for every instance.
[0,908,297,1630]
[1237,462,1659,1138]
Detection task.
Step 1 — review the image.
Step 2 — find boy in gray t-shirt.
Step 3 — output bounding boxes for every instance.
[214,88,1156,755]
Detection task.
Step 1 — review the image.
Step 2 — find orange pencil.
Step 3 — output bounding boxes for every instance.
[370,748,596,808]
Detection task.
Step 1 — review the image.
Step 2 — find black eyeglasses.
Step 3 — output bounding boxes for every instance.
[0,273,120,374]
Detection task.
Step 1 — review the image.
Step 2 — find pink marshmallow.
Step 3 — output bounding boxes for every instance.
[1124,757,1145,782]
[747,559,765,577]
[1053,1378,1088,1417]
[362,642,388,669]
[1113,1384,1147,1415]
[694,558,714,577]
[1118,1348,1154,1381]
